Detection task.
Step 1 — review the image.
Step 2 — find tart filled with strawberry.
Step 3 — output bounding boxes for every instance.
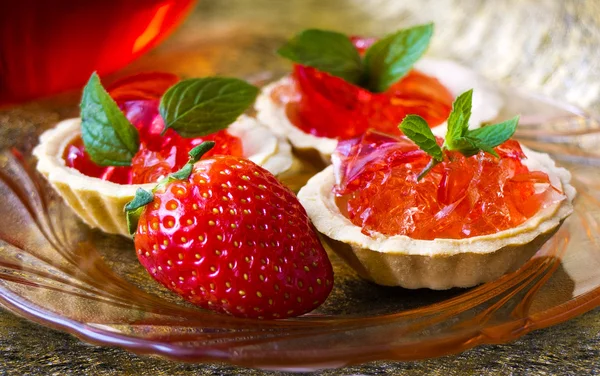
[298,90,575,289]
[256,24,503,159]
[125,142,333,319]
[34,72,293,236]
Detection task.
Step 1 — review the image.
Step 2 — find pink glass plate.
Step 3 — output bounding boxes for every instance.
[0,88,600,371]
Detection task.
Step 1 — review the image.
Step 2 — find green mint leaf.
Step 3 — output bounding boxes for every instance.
[277,29,363,84]
[451,137,480,157]
[399,115,443,162]
[124,188,154,236]
[458,116,519,158]
[467,116,519,148]
[417,159,441,181]
[444,89,473,150]
[363,23,433,92]
[80,72,140,166]
[469,137,500,158]
[159,77,259,138]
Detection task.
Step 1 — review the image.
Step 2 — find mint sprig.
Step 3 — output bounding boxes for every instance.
[277,23,433,93]
[399,89,519,180]
[80,72,140,166]
[79,74,258,167]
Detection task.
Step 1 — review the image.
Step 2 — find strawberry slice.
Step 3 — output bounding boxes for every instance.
[127,142,334,319]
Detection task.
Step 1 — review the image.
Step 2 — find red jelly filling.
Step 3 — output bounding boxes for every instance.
[64,73,243,184]
[272,37,454,139]
[332,130,565,240]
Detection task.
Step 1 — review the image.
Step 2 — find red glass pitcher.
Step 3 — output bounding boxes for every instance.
[0,0,196,106]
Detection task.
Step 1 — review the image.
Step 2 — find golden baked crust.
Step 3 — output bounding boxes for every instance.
[33,115,293,237]
[298,147,575,289]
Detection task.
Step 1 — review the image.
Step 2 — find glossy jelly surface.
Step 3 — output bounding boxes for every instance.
[63,73,243,184]
[272,37,454,139]
[332,131,565,240]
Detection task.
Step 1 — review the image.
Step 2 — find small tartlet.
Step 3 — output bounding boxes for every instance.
[256,58,504,160]
[298,146,575,289]
[33,115,293,237]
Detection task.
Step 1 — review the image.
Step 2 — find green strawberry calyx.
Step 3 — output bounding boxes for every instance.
[124,141,216,237]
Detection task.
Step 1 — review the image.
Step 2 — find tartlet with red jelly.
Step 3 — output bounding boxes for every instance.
[256,25,502,159]
[298,91,575,289]
[34,73,292,236]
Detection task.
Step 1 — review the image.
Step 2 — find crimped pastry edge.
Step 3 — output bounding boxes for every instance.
[33,115,293,237]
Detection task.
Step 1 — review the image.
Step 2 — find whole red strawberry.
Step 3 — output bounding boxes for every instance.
[126,142,333,319]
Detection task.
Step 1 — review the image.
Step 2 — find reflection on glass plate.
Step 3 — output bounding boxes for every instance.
[0,86,599,370]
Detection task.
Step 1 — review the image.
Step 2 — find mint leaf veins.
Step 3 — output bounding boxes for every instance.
[466,117,519,157]
[363,23,433,92]
[159,77,259,138]
[80,72,140,166]
[399,115,443,162]
[278,23,433,93]
[444,89,473,150]
[277,29,363,85]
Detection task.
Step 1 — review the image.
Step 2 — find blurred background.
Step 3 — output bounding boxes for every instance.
[2,0,600,115]
[0,0,195,105]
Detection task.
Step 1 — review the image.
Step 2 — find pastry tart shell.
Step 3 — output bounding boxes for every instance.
[256,58,504,161]
[298,148,575,289]
[33,115,293,237]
